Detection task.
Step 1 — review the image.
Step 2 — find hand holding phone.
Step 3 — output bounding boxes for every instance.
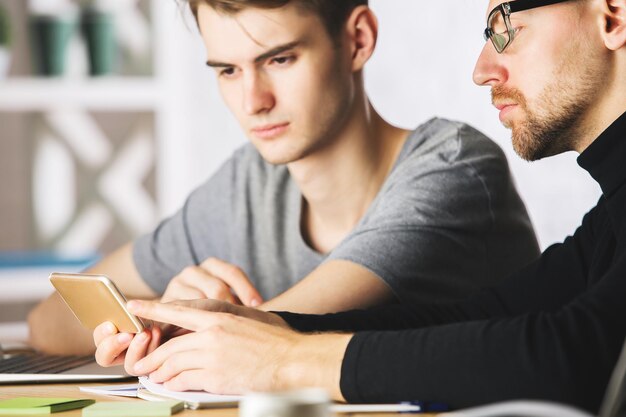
[50,273,145,333]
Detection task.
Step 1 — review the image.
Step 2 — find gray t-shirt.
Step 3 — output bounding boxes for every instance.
[134,118,539,305]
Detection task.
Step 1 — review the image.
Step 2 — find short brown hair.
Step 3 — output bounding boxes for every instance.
[185,0,368,39]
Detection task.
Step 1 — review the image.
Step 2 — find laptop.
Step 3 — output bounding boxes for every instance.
[0,343,131,384]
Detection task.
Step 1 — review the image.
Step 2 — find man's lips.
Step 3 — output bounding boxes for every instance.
[494,103,518,122]
[250,122,290,139]
[494,102,517,111]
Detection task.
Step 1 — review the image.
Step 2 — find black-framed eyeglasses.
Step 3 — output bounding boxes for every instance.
[483,0,572,53]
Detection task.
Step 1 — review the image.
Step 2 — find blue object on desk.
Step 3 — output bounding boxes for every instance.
[402,401,449,413]
[0,251,100,269]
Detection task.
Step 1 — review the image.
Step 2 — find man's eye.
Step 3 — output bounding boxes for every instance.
[220,67,236,77]
[271,56,294,65]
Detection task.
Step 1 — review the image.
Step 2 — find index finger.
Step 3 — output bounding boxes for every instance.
[127,300,222,332]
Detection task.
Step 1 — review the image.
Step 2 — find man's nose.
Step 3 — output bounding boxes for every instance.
[472,41,507,87]
[243,73,275,115]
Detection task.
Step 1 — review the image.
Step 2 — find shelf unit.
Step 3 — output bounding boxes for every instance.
[0,77,162,111]
[0,1,186,335]
[0,0,182,248]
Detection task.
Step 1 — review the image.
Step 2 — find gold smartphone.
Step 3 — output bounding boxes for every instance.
[50,272,145,333]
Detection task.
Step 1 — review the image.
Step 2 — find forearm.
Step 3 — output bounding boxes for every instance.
[27,292,96,354]
[86,243,156,298]
[277,243,591,334]
[261,260,394,314]
[276,291,503,334]
[340,284,625,412]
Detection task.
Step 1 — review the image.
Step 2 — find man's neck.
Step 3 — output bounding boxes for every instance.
[575,65,626,152]
[287,102,409,254]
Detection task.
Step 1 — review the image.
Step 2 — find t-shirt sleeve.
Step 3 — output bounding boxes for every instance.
[132,152,240,295]
[326,122,521,304]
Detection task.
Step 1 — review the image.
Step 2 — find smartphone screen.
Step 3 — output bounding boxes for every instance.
[50,273,145,333]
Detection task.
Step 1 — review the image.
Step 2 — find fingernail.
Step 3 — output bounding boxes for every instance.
[136,332,148,342]
[127,300,141,312]
[104,322,116,334]
[250,298,261,307]
[134,361,144,373]
[117,333,132,343]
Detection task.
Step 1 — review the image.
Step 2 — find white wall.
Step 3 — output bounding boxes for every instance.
[163,0,602,250]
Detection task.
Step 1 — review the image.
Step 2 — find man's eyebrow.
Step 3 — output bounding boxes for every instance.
[205,41,301,68]
[253,41,300,63]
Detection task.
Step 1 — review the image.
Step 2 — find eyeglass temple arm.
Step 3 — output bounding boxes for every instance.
[508,0,572,14]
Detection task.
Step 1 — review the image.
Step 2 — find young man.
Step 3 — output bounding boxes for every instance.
[94,0,626,412]
[28,0,538,354]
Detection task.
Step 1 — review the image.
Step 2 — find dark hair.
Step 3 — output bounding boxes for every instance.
[185,0,368,39]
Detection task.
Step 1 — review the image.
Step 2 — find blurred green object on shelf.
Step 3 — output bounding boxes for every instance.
[30,14,75,77]
[81,8,116,76]
[0,4,10,47]
[0,4,11,79]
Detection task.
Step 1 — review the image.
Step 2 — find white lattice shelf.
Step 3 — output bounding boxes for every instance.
[0,77,162,111]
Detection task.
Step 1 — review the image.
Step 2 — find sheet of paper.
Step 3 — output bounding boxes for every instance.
[138,376,241,409]
[79,383,140,397]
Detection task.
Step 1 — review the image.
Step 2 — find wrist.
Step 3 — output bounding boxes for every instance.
[280,333,353,401]
[269,313,291,329]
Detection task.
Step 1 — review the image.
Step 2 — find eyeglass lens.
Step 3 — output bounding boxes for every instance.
[488,8,511,52]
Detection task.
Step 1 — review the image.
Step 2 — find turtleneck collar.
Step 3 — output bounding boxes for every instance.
[577,111,626,197]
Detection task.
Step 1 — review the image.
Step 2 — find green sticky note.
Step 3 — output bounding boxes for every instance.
[0,397,95,414]
[82,401,184,417]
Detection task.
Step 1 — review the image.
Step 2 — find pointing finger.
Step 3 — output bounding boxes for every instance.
[127,300,221,332]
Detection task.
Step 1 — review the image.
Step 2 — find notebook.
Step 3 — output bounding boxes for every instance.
[137,376,240,409]
[0,345,131,384]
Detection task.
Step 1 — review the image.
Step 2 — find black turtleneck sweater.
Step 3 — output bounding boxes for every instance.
[278,111,626,413]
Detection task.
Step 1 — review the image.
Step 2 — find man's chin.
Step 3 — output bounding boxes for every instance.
[256,149,302,166]
[511,133,556,162]
[512,142,536,161]
[511,127,541,162]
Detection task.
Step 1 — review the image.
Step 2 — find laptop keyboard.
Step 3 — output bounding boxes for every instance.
[0,353,94,374]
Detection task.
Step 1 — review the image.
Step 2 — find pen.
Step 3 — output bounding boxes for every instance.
[330,403,422,413]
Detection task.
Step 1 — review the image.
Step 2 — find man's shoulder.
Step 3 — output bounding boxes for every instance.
[385,117,512,196]
[406,117,505,164]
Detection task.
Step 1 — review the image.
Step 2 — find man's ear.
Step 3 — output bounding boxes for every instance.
[344,5,378,72]
[601,0,626,50]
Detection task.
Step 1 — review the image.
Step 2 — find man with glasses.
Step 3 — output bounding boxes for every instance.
[93,0,626,412]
